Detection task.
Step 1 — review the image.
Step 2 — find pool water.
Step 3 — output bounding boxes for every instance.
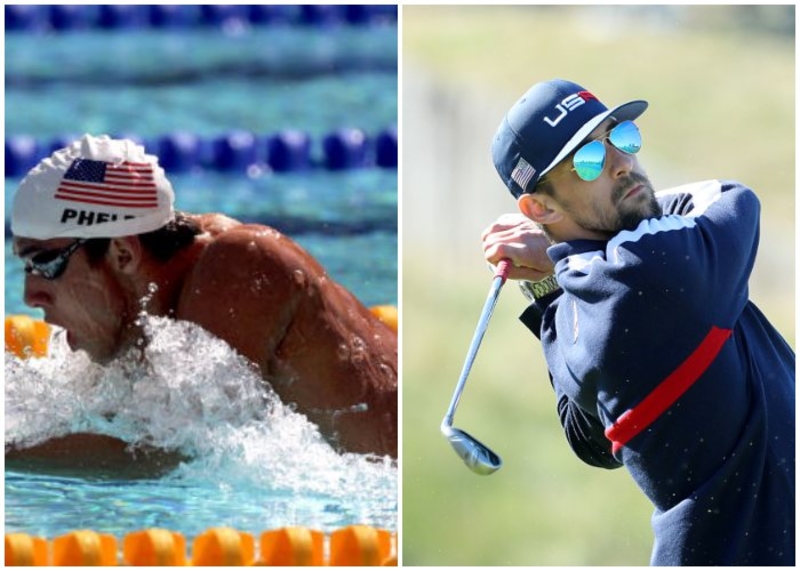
[6,317,397,538]
[5,26,397,138]
[5,11,398,540]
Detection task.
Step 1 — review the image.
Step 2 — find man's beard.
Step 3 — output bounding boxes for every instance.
[574,172,662,238]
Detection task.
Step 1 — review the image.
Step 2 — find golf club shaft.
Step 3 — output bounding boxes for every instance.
[442,259,512,427]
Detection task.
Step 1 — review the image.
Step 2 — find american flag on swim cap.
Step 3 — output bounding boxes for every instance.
[13,134,175,239]
[55,158,159,209]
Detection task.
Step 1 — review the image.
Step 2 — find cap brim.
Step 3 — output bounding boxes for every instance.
[540,100,648,178]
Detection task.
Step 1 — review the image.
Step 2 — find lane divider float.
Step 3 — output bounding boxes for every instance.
[6,525,397,566]
[5,127,398,178]
[6,5,397,33]
[5,315,51,359]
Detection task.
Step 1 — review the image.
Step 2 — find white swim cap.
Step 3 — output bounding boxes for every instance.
[12,134,175,239]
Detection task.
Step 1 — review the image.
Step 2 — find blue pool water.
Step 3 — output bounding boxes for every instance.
[5,11,398,541]
[6,316,398,537]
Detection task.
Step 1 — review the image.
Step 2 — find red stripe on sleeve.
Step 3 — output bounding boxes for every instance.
[605,325,733,454]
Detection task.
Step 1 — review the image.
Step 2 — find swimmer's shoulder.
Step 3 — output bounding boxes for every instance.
[202,217,320,268]
[176,215,322,341]
[188,212,286,248]
[187,214,320,281]
[185,212,243,237]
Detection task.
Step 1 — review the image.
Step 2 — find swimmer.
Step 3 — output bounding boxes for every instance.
[8,134,397,464]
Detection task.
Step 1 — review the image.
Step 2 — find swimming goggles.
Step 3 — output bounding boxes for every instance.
[549,120,642,183]
[24,239,87,280]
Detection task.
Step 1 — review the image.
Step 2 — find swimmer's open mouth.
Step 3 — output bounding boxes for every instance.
[48,326,72,349]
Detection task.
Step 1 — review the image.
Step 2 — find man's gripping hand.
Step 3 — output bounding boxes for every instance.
[481,214,555,282]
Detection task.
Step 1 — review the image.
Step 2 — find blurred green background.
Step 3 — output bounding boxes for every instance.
[401,5,794,566]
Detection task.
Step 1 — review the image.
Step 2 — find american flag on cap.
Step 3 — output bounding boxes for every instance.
[55,158,158,209]
[510,157,536,191]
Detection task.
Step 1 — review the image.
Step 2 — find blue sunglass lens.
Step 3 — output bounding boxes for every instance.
[609,120,642,154]
[573,140,606,181]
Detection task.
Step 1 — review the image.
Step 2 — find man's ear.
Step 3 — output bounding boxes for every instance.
[108,236,143,274]
[517,192,562,225]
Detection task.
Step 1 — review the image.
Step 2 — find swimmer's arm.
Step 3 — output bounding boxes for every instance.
[5,433,188,479]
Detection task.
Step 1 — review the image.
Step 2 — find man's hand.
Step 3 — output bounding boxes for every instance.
[482,214,554,281]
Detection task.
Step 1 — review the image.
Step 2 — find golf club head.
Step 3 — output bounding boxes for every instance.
[441,423,502,475]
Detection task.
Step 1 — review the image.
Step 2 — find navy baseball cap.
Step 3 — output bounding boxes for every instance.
[492,79,648,197]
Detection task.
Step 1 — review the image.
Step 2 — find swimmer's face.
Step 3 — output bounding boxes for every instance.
[14,236,131,363]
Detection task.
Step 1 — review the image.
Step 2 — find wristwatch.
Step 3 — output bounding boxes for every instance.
[519,274,560,301]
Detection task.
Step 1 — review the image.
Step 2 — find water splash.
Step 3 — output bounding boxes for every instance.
[5,315,397,531]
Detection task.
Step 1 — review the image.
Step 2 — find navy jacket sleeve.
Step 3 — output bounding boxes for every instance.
[520,291,622,469]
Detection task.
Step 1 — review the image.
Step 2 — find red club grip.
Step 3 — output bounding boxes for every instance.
[495,258,512,282]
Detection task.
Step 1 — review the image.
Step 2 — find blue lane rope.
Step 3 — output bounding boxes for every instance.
[6,5,398,33]
[4,127,398,178]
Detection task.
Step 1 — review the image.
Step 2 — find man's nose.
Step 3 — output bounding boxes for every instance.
[606,142,635,178]
[23,275,52,309]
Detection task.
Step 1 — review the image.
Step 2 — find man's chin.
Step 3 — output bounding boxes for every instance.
[68,335,114,365]
[620,195,662,230]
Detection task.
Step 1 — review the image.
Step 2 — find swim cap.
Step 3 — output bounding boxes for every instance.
[12,134,175,239]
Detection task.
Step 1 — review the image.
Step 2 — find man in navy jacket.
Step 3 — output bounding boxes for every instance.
[483,78,794,565]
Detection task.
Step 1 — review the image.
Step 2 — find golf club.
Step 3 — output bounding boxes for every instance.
[441,258,511,475]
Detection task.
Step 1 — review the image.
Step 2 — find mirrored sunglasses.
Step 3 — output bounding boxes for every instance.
[571,120,642,182]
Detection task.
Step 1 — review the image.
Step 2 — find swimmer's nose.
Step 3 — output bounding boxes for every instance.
[23,275,52,310]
